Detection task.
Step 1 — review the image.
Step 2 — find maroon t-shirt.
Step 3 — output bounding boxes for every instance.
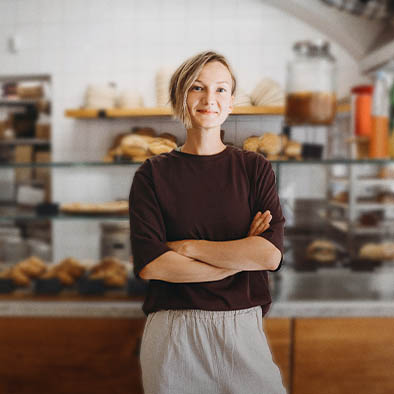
[128,145,285,316]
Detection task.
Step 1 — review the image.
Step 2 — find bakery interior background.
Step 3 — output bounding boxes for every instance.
[0,0,383,260]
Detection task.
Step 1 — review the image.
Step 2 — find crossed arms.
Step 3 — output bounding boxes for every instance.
[139,210,282,283]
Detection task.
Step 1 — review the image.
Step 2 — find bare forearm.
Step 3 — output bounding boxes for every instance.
[139,251,240,283]
[179,236,281,271]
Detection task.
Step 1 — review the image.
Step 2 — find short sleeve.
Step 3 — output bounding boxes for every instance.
[129,160,171,278]
[253,157,285,272]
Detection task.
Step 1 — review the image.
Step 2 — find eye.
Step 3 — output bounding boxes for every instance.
[192,86,202,91]
[217,87,226,93]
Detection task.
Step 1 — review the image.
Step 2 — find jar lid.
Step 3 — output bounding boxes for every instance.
[351,85,373,94]
[293,40,335,61]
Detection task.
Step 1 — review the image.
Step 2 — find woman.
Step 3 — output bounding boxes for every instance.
[129,51,286,394]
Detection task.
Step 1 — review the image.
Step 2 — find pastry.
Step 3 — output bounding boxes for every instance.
[132,127,156,137]
[333,191,348,203]
[243,136,260,152]
[148,138,177,155]
[382,242,394,260]
[258,133,282,156]
[89,257,128,287]
[284,140,302,159]
[18,256,46,277]
[377,192,394,204]
[158,132,177,144]
[359,212,381,227]
[359,243,383,261]
[8,266,31,286]
[40,257,86,286]
[306,239,336,263]
[0,269,10,279]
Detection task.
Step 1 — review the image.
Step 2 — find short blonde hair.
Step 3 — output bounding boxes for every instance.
[169,51,237,129]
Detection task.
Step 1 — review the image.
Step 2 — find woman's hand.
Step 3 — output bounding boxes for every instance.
[247,210,272,237]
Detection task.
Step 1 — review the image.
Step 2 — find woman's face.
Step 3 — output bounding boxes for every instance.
[186,61,233,130]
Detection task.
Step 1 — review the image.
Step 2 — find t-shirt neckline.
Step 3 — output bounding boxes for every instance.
[172,145,229,159]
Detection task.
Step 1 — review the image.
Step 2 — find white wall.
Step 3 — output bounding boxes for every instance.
[0,0,371,261]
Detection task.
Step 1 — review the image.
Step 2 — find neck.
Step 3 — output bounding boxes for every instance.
[181,126,226,155]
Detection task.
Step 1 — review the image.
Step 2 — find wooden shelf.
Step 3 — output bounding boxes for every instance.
[65,103,350,119]
[65,106,285,118]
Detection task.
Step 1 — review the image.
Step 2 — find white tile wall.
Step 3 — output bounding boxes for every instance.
[0,0,371,261]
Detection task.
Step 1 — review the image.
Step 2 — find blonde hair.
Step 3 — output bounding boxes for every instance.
[169,51,237,129]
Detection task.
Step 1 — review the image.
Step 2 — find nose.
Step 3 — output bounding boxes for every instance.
[202,88,215,106]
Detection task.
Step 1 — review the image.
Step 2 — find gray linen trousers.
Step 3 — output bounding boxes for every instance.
[140,305,287,394]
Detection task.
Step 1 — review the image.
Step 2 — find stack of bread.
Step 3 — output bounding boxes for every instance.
[243,132,301,160]
[88,257,128,287]
[104,127,178,162]
[250,78,285,106]
[0,256,46,286]
[60,200,129,215]
[155,67,175,107]
[116,90,144,108]
[84,83,117,109]
[40,257,86,286]
[233,88,252,107]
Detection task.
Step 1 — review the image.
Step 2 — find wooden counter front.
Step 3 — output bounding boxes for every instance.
[0,317,145,394]
[293,318,394,394]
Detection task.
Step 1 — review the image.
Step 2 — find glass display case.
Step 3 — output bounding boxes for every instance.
[0,106,393,302]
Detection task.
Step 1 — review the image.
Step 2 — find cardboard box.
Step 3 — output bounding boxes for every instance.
[35,123,51,140]
[34,151,51,180]
[14,145,33,183]
[34,151,51,202]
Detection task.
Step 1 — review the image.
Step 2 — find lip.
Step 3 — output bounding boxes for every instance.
[197,110,218,114]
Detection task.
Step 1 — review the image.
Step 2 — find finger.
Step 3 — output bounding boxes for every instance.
[253,214,272,235]
[256,221,270,234]
[256,213,272,231]
[248,211,271,236]
[249,215,271,236]
[251,223,270,236]
[249,211,270,232]
[248,212,263,235]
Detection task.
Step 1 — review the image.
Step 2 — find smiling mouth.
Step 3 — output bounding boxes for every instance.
[197,110,218,114]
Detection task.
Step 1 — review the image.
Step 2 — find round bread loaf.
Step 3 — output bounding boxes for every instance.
[258,133,282,156]
[158,132,177,144]
[243,136,260,152]
[359,243,383,260]
[132,127,156,137]
[285,140,302,158]
[148,138,177,155]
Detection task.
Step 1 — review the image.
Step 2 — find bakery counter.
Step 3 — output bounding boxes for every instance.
[1,298,394,318]
[1,262,394,318]
[268,262,394,317]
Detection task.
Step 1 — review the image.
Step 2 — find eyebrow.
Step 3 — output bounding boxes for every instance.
[195,80,230,85]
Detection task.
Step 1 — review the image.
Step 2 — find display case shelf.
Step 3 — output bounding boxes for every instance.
[329,200,394,211]
[329,177,394,186]
[0,139,50,146]
[329,219,391,235]
[0,213,129,222]
[1,158,394,168]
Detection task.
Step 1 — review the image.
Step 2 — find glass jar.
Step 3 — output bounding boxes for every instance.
[285,40,336,125]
